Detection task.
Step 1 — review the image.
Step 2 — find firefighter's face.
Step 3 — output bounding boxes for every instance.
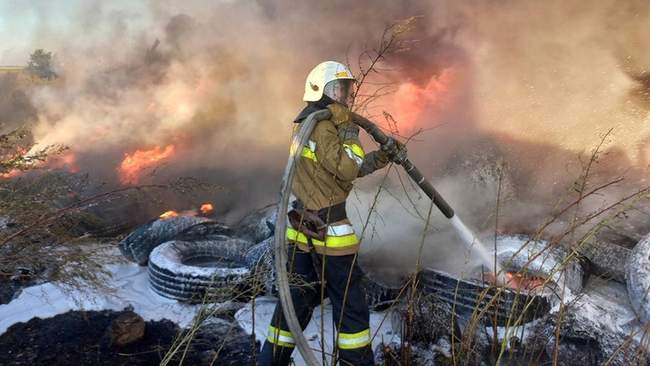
[324,79,354,106]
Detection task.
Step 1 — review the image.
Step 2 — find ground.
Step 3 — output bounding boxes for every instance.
[0,309,179,366]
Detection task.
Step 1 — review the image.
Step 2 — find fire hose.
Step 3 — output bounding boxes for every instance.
[273,109,483,365]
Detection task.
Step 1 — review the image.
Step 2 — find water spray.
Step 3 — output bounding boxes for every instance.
[350,112,503,273]
[274,109,502,366]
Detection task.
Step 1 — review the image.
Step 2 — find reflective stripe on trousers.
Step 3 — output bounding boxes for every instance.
[258,249,375,366]
[266,325,295,348]
[338,328,371,349]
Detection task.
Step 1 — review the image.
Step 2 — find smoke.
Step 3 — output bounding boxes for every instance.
[2,0,650,274]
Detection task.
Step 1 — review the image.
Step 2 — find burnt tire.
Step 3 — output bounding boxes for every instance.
[420,268,551,326]
[174,221,232,241]
[119,216,210,265]
[148,239,253,303]
[362,275,403,311]
[496,234,585,293]
[626,233,650,323]
[243,237,276,296]
[233,204,277,244]
[419,234,585,326]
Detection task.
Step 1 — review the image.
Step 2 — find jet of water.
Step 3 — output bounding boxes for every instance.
[449,214,503,275]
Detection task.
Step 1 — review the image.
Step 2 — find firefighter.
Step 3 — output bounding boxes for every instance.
[258,61,404,366]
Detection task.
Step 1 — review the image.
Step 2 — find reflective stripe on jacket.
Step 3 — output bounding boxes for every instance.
[286,217,360,256]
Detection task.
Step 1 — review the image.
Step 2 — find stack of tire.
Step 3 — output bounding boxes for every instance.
[118,204,278,303]
[118,203,404,306]
[626,233,650,324]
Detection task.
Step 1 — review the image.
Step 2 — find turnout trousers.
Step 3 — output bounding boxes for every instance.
[258,246,374,366]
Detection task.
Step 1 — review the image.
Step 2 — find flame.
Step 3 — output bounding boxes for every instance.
[1,151,79,179]
[504,272,546,291]
[486,271,546,291]
[200,203,214,215]
[159,210,179,220]
[158,203,214,220]
[389,67,461,133]
[0,170,22,179]
[118,144,176,185]
[49,152,79,173]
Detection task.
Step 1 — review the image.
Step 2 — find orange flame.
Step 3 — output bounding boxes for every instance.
[200,203,214,215]
[486,271,546,291]
[504,272,546,291]
[118,144,176,185]
[159,210,179,220]
[50,152,79,173]
[389,67,461,133]
[0,170,22,179]
[1,151,79,179]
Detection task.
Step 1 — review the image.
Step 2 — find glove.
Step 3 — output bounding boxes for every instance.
[380,137,407,164]
[357,150,390,177]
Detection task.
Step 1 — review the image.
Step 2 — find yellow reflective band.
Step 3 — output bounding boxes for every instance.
[301,147,317,162]
[286,227,359,248]
[267,325,295,348]
[335,71,350,78]
[342,143,365,159]
[338,329,371,349]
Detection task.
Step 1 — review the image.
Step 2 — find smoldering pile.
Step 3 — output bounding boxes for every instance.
[108,196,650,365]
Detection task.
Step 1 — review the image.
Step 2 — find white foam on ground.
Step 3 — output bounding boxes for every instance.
[235,297,399,366]
[0,262,202,335]
[1,256,399,366]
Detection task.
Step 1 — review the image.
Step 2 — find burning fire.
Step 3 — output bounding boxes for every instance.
[0,151,79,179]
[0,170,22,179]
[118,144,176,185]
[389,67,461,133]
[158,202,214,220]
[504,272,546,291]
[486,271,546,292]
[159,210,179,220]
[200,203,214,215]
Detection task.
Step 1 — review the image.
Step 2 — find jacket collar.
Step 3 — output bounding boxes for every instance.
[293,95,335,123]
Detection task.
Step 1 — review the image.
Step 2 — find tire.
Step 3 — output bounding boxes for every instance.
[233,204,277,244]
[496,234,585,293]
[148,239,253,303]
[419,268,551,325]
[174,221,233,241]
[361,275,403,312]
[419,234,584,326]
[243,238,276,296]
[626,233,650,323]
[119,216,210,265]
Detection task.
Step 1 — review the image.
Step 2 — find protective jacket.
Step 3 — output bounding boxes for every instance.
[288,102,388,256]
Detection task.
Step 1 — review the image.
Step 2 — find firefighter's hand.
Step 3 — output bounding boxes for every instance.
[381,137,407,164]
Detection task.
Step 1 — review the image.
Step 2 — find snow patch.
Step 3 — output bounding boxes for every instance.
[0,262,203,335]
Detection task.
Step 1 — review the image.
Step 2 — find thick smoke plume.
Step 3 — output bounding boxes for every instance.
[2,1,650,275]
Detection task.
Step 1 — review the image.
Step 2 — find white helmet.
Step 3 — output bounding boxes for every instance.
[303,61,355,105]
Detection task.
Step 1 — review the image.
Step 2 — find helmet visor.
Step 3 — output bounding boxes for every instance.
[323,79,354,106]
